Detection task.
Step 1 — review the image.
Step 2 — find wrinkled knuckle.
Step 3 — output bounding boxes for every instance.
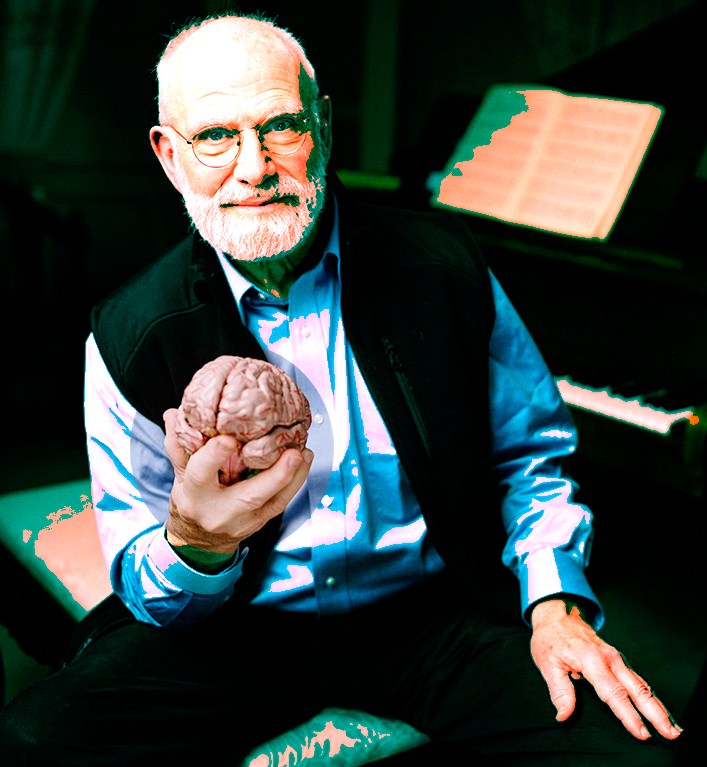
[604,646,624,665]
[634,683,654,701]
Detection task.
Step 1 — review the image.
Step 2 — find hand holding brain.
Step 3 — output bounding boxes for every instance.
[174,356,312,484]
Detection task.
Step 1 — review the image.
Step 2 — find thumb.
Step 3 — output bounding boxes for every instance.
[543,666,577,722]
[183,432,240,485]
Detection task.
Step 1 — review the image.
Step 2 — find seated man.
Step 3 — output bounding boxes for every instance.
[0,11,683,766]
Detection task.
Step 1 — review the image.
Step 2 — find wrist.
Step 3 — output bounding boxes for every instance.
[166,509,241,554]
[531,596,587,628]
[169,541,237,574]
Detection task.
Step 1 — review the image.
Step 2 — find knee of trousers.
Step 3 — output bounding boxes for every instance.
[0,683,70,762]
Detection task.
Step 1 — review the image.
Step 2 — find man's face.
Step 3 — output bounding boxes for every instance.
[156,23,329,262]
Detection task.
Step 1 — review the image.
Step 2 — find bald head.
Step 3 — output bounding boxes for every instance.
[156,15,318,124]
[148,13,331,268]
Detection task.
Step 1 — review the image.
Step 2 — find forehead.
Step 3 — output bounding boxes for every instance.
[164,21,307,122]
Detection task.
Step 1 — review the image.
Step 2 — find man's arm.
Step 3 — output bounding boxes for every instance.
[487,272,602,625]
[487,274,682,740]
[85,333,243,625]
[85,336,306,625]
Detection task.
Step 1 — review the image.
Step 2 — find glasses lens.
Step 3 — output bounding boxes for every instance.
[262,118,309,156]
[192,128,240,168]
[191,112,312,167]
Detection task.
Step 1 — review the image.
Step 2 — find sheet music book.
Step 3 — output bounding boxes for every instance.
[427,84,664,240]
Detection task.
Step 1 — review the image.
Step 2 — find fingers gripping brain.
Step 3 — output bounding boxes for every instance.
[175,355,312,483]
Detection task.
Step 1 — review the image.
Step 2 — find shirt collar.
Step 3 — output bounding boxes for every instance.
[215,193,341,308]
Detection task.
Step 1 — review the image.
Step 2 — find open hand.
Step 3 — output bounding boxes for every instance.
[530,598,683,741]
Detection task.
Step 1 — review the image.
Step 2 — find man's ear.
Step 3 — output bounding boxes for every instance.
[149,126,183,192]
[318,95,333,161]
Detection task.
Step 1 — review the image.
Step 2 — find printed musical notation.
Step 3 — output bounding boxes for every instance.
[428,84,663,240]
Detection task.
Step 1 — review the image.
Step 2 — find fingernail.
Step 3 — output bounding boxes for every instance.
[668,714,683,735]
[303,449,314,465]
[640,726,651,740]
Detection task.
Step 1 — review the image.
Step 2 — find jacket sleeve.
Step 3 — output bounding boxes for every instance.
[487,272,604,628]
[84,333,246,627]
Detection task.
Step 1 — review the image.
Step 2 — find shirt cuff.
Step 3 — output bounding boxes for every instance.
[519,548,604,629]
[147,527,248,595]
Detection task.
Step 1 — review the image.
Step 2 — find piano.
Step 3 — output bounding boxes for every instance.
[383,2,707,501]
[475,222,707,501]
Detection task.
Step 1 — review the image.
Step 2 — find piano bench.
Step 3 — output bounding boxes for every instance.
[0,479,429,766]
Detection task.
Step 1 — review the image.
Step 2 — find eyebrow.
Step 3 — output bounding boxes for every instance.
[185,106,307,137]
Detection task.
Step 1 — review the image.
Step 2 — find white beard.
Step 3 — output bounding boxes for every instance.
[173,153,328,262]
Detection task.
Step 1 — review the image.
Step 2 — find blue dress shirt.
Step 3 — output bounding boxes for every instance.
[84,198,602,629]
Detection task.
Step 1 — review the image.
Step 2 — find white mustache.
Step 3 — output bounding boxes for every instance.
[214,179,306,207]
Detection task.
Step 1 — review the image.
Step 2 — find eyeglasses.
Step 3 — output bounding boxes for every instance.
[167,107,315,168]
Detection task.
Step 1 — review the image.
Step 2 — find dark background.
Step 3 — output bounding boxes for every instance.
[1,0,705,492]
[0,0,705,751]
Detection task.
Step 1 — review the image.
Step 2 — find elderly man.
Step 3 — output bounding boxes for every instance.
[0,12,682,766]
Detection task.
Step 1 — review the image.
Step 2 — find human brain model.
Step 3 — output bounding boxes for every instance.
[175,355,311,483]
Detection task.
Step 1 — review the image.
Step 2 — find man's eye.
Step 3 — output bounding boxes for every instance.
[194,127,237,143]
[266,116,300,133]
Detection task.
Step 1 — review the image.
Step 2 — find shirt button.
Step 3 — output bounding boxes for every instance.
[313,413,324,425]
[302,326,312,338]
[325,576,336,588]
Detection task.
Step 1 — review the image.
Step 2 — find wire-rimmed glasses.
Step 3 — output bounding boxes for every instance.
[166,106,315,168]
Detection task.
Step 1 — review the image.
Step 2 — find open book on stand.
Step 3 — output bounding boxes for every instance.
[427,84,664,240]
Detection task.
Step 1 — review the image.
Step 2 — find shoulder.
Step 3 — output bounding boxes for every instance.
[342,191,485,270]
[91,236,196,329]
[337,192,496,335]
[341,195,489,293]
[89,235,205,406]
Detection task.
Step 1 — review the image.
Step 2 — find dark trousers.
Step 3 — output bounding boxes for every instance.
[0,573,679,766]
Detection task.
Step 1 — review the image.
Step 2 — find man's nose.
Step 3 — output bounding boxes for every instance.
[232,128,273,185]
